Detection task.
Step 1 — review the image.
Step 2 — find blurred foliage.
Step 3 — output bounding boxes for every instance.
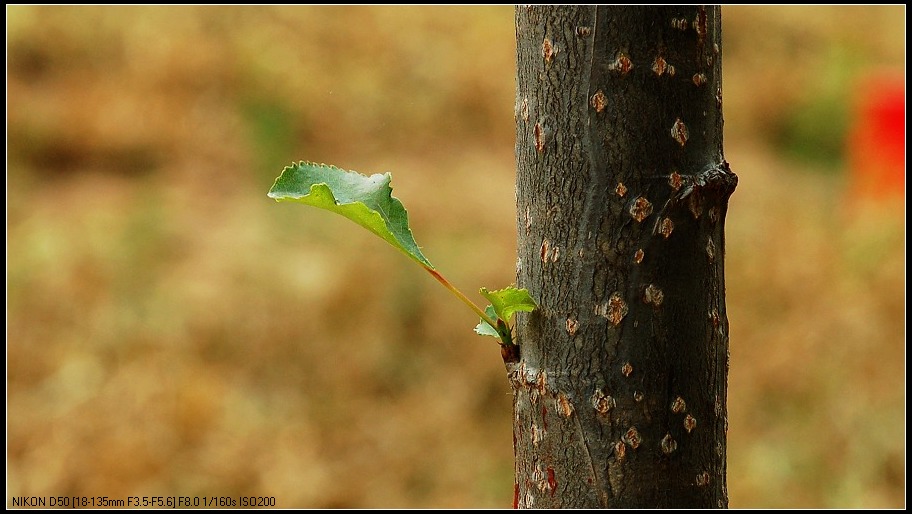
[773,46,856,168]
[6,5,905,508]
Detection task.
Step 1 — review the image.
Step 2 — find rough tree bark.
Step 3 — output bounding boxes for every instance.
[509,6,737,508]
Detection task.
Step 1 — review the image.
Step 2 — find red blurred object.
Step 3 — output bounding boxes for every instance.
[847,72,905,203]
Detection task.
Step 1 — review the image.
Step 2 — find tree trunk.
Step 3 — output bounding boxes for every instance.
[510,6,737,508]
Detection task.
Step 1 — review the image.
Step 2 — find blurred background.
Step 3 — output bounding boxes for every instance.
[6,6,904,508]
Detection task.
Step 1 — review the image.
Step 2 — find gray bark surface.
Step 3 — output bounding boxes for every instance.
[511,6,737,508]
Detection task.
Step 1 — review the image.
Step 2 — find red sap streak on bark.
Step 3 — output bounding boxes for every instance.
[547,467,557,497]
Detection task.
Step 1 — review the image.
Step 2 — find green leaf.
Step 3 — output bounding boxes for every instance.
[268,162,536,348]
[268,161,434,269]
[474,305,500,338]
[479,286,537,323]
[475,286,537,345]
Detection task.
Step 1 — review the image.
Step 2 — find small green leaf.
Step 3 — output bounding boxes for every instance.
[475,286,536,345]
[474,305,500,338]
[479,286,537,323]
[268,161,434,269]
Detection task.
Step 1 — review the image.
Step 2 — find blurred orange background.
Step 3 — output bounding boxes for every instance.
[7,6,905,508]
